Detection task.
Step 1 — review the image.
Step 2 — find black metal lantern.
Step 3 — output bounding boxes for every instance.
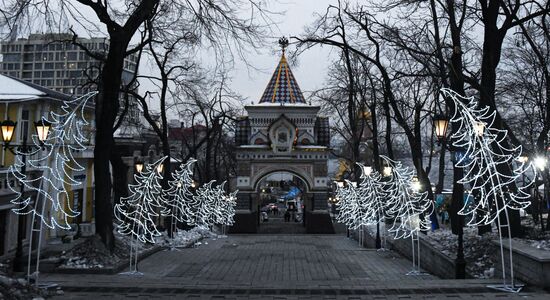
[34,119,51,143]
[433,114,449,141]
[1,119,16,144]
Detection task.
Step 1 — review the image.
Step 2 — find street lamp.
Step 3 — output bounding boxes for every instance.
[474,121,485,136]
[135,159,144,173]
[373,163,393,249]
[157,163,164,174]
[534,156,546,171]
[1,118,50,272]
[517,155,528,164]
[363,165,373,176]
[432,114,466,279]
[1,120,16,144]
[34,119,51,145]
[411,176,421,192]
[433,115,449,141]
[383,166,392,177]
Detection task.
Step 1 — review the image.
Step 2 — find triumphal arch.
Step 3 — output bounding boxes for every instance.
[231,41,333,233]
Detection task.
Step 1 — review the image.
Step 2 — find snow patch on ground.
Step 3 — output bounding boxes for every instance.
[156,226,222,249]
[58,232,153,269]
[58,227,219,269]
[424,227,497,279]
[0,263,50,299]
[526,239,550,251]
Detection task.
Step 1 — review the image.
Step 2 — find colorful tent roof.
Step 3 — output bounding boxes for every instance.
[259,54,306,104]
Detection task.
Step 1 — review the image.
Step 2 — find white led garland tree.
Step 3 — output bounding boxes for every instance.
[356,163,387,249]
[114,156,166,275]
[163,158,197,240]
[221,190,238,231]
[335,180,360,230]
[441,88,533,292]
[380,155,433,275]
[216,182,237,234]
[190,179,237,230]
[7,91,96,284]
[192,180,218,228]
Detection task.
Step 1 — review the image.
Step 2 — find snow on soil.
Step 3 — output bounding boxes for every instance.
[525,239,550,251]
[58,233,146,269]
[0,263,50,300]
[517,217,550,251]
[58,227,219,269]
[156,226,223,249]
[424,227,497,279]
[365,224,496,278]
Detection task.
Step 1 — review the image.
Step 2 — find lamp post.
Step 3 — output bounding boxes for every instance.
[517,155,529,188]
[433,114,466,279]
[134,159,144,174]
[375,164,392,249]
[2,118,51,272]
[411,176,421,192]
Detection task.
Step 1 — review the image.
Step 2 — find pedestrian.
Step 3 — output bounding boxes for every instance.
[284,210,290,222]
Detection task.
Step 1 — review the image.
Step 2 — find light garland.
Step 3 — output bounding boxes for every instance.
[114,156,166,275]
[192,180,237,228]
[114,156,167,244]
[8,92,97,230]
[380,156,432,240]
[380,155,432,275]
[335,179,360,229]
[356,163,386,227]
[163,158,197,229]
[441,88,534,292]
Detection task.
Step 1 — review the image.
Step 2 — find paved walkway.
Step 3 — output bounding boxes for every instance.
[44,234,549,299]
[257,213,306,234]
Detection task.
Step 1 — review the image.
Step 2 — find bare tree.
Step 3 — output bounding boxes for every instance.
[0,0,270,251]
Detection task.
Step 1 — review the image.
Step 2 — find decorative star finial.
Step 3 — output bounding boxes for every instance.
[278,36,289,54]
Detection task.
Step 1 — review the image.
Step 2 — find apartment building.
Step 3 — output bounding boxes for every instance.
[0,33,141,123]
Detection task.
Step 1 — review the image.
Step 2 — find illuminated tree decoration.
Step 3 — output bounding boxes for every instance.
[355,163,387,247]
[114,156,166,275]
[8,92,97,230]
[218,184,238,227]
[335,180,361,229]
[441,88,534,293]
[163,158,197,229]
[380,156,432,239]
[192,180,219,228]
[356,163,386,226]
[115,156,167,244]
[380,155,432,275]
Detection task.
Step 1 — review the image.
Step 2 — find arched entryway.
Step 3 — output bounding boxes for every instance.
[255,171,309,234]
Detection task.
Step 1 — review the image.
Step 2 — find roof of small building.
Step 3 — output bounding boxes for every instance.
[168,124,207,140]
[259,53,306,104]
[0,74,71,101]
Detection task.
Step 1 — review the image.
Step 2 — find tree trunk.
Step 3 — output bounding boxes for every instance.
[94,35,129,252]
[479,7,522,237]
[110,147,128,206]
[369,102,381,172]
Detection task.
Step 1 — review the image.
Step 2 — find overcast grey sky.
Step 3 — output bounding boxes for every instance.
[227,0,336,104]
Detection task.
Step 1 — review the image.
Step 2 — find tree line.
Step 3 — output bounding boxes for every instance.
[294,0,550,236]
